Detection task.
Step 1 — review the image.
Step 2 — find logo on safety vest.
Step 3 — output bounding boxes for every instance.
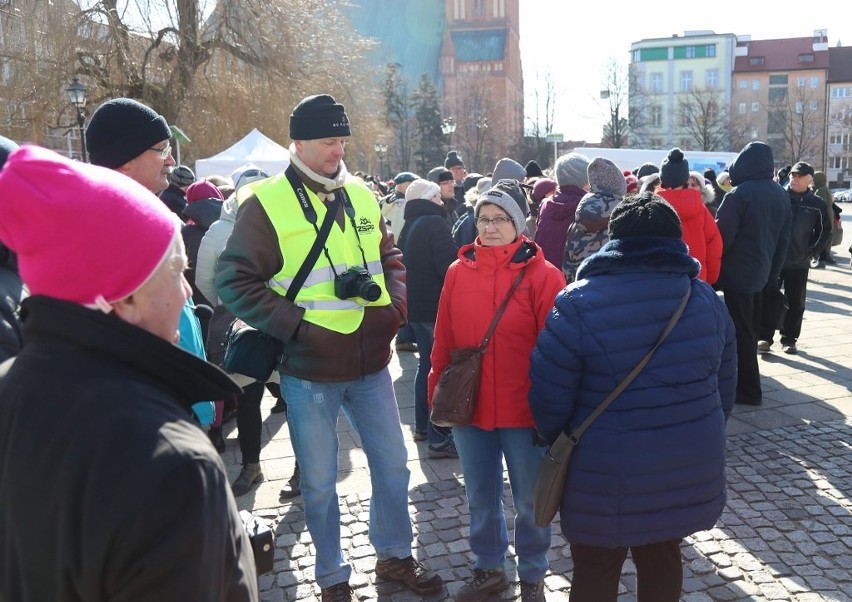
[356,217,375,234]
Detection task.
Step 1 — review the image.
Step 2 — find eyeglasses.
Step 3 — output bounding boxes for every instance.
[148,143,172,159]
[476,216,514,228]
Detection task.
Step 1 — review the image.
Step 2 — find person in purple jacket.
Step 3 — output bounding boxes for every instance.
[533,152,589,268]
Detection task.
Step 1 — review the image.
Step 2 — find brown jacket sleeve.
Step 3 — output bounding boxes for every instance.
[378,217,407,325]
[214,196,305,342]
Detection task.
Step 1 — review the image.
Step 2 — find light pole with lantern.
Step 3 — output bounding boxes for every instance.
[374,142,388,181]
[440,117,456,154]
[66,77,88,163]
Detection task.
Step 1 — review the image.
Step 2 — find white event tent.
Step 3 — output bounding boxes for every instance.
[194,128,290,178]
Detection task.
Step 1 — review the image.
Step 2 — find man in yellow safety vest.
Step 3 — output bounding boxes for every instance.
[216,94,443,602]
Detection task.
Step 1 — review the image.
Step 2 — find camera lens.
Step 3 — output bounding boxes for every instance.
[358,279,382,302]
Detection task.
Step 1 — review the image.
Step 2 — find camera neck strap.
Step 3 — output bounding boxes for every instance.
[284,165,341,303]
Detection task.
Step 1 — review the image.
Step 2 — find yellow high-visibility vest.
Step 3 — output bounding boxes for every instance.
[241,174,391,334]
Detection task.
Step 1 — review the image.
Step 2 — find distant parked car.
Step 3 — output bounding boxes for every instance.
[836,189,852,202]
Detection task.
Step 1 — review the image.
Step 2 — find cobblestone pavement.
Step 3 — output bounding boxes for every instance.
[224,225,852,601]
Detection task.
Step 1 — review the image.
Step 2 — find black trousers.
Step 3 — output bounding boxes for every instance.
[236,381,266,464]
[759,267,809,345]
[724,290,763,405]
[569,539,683,602]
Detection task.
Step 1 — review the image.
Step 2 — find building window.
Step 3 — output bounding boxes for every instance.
[739,102,747,115]
[752,102,760,112]
[739,79,748,89]
[680,138,691,149]
[750,56,765,66]
[650,72,663,93]
[680,71,693,92]
[769,74,788,85]
[796,101,804,113]
[632,49,641,62]
[810,100,818,111]
[0,59,11,84]
[651,105,662,127]
[769,88,787,102]
[811,76,819,88]
[751,128,759,140]
[650,138,663,148]
[705,45,716,57]
[752,79,760,90]
[706,70,718,89]
[799,53,814,63]
[453,0,465,19]
[686,46,696,58]
[798,77,806,88]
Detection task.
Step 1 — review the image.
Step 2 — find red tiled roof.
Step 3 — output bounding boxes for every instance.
[734,37,829,72]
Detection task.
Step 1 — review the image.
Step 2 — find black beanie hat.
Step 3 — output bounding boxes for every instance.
[608,192,682,240]
[636,162,659,179]
[289,94,351,140]
[660,148,690,189]
[85,98,171,169]
[445,150,464,169]
[525,160,544,179]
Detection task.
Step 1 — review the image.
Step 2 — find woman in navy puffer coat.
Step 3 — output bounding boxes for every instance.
[529,193,737,602]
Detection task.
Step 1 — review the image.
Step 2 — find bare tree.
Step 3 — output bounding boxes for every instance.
[600,60,631,148]
[523,70,556,166]
[677,86,730,151]
[766,82,824,165]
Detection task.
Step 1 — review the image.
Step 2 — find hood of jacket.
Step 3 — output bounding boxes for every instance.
[577,236,700,281]
[728,141,775,186]
[403,198,447,221]
[458,236,540,272]
[217,195,239,224]
[813,171,828,188]
[541,185,586,220]
[656,187,707,221]
[182,198,224,229]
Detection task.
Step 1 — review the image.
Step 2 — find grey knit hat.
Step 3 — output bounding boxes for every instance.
[588,158,627,196]
[555,152,590,187]
[492,157,526,183]
[476,179,528,235]
[169,165,195,188]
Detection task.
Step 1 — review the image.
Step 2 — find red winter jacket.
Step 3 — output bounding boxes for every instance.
[656,187,722,284]
[428,237,565,430]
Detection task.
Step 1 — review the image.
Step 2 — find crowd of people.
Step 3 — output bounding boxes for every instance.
[0,89,841,602]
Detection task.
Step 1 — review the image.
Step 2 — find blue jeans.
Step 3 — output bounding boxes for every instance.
[281,368,413,588]
[410,321,452,445]
[453,426,551,582]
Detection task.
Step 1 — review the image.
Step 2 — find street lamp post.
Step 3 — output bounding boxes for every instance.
[474,116,488,170]
[374,142,387,181]
[440,117,456,154]
[66,77,88,162]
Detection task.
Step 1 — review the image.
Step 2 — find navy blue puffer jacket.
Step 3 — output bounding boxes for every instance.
[529,236,737,548]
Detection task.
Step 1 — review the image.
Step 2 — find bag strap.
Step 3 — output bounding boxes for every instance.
[284,165,341,303]
[565,284,692,445]
[478,266,527,352]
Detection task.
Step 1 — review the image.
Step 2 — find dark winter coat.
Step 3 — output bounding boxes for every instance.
[783,188,832,269]
[159,183,188,221]
[535,184,586,267]
[452,205,477,249]
[529,236,737,548]
[396,199,457,323]
[182,198,225,307]
[0,246,24,363]
[0,296,256,602]
[715,142,792,293]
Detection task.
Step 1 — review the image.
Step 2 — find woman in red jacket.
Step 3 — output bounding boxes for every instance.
[655,148,722,284]
[429,180,565,601]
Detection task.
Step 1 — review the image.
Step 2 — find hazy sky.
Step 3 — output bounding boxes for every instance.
[518,1,846,142]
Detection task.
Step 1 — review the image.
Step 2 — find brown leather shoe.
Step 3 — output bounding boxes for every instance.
[375,555,443,595]
[320,582,355,602]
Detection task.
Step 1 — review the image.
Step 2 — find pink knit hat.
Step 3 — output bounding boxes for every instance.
[186,180,224,204]
[0,145,179,309]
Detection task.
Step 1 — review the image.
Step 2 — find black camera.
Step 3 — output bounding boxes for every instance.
[334,267,382,302]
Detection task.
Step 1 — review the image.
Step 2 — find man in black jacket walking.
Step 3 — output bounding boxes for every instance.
[715,142,791,406]
[758,161,831,355]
